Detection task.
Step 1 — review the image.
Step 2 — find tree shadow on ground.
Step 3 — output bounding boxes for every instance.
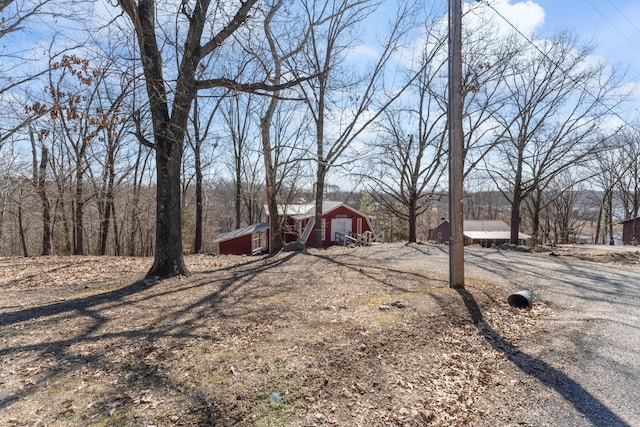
[309,250,447,293]
[0,252,300,424]
[404,242,431,255]
[455,288,630,427]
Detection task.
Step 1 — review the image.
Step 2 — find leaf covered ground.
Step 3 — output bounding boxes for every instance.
[1,244,557,426]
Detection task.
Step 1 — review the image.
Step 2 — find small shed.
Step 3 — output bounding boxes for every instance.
[428,220,450,244]
[428,219,530,247]
[213,222,269,255]
[618,217,640,245]
[464,220,530,247]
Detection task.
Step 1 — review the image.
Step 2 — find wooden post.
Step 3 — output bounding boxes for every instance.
[448,0,465,288]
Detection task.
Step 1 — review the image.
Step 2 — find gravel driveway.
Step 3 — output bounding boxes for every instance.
[340,243,639,425]
[461,246,640,426]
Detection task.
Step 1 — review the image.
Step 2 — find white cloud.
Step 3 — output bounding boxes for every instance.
[493,0,545,35]
[466,0,545,38]
[345,44,381,62]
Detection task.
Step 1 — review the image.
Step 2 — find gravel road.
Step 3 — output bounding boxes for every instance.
[461,246,639,426]
[354,243,639,426]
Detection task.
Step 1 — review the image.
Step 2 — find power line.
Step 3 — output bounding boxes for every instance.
[476,0,640,136]
[603,0,640,42]
[585,0,640,53]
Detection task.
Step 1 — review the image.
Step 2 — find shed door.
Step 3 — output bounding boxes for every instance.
[331,218,352,242]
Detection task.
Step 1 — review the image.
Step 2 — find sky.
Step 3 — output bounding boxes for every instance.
[364,0,640,85]
[495,0,640,80]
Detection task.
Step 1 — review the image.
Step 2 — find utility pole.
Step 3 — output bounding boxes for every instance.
[448,0,465,288]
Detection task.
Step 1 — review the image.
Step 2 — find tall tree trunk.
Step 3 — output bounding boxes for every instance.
[595,196,603,244]
[408,196,417,243]
[265,187,282,253]
[510,185,523,245]
[194,142,203,253]
[314,167,326,248]
[544,213,551,246]
[147,141,189,278]
[607,190,615,245]
[60,200,72,255]
[54,173,73,255]
[99,200,112,255]
[74,164,84,255]
[510,143,524,244]
[18,189,29,257]
[125,0,197,278]
[0,196,4,247]
[39,155,51,256]
[112,200,121,256]
[32,135,51,256]
[235,154,242,230]
[99,145,116,255]
[260,94,283,254]
[529,189,541,244]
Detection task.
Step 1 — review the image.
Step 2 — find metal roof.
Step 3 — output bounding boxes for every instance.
[464,220,530,240]
[464,231,530,240]
[432,219,531,240]
[464,220,511,232]
[262,201,349,219]
[213,222,269,243]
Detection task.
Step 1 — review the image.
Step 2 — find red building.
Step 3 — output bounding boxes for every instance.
[271,201,376,247]
[618,217,640,245]
[213,222,269,255]
[213,201,379,255]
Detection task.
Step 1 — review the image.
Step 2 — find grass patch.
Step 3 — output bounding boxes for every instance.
[69,289,109,299]
[251,370,303,427]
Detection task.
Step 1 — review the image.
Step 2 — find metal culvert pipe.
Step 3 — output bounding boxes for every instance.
[508,290,532,308]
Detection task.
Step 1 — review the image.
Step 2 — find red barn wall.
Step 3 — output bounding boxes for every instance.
[428,222,450,243]
[218,234,253,255]
[622,220,640,245]
[303,206,373,247]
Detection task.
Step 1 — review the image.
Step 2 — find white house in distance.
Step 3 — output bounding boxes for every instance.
[428,219,530,247]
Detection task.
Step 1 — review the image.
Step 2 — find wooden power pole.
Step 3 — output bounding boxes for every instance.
[448,0,465,288]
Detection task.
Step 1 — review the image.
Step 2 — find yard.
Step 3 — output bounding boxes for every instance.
[0,243,631,426]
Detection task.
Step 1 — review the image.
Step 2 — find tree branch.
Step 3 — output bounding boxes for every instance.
[132,110,155,149]
[195,73,318,93]
[199,0,258,59]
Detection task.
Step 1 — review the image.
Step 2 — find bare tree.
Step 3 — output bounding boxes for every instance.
[528,172,588,246]
[458,10,523,178]
[587,128,640,245]
[252,0,316,253]
[116,0,313,278]
[240,154,265,226]
[46,54,111,255]
[184,89,224,253]
[297,0,417,248]
[87,65,134,256]
[0,0,53,39]
[0,0,57,152]
[367,127,447,243]
[221,92,255,230]
[485,33,621,244]
[365,26,448,243]
[30,126,52,255]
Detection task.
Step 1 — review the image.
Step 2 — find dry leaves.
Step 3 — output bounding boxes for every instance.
[0,247,554,426]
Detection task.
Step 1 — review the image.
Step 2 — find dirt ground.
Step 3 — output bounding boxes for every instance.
[0,243,629,426]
